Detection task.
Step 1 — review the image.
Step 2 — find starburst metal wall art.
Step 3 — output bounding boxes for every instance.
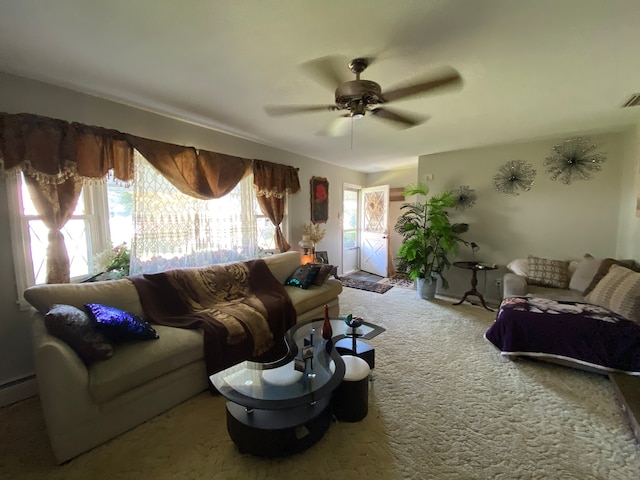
[544,137,606,184]
[492,160,536,196]
[453,185,477,210]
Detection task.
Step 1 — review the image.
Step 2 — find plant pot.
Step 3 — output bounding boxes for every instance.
[416,276,437,300]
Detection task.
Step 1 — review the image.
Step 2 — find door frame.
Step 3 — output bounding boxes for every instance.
[341,183,362,276]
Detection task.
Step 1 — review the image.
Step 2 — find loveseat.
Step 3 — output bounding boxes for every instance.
[23,251,342,464]
[488,254,640,441]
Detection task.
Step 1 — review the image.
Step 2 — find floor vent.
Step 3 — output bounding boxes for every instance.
[622,94,640,108]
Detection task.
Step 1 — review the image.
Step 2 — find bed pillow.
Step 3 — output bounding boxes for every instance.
[44,304,114,363]
[284,265,321,289]
[568,254,602,292]
[585,265,640,323]
[527,256,570,289]
[85,303,159,341]
[582,258,637,295]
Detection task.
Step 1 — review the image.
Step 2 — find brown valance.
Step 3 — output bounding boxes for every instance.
[0,112,134,183]
[252,159,300,199]
[0,111,300,282]
[127,135,251,200]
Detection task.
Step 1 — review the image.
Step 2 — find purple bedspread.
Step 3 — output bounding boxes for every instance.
[485,297,640,375]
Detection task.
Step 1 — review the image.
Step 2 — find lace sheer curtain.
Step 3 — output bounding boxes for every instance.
[130,154,258,274]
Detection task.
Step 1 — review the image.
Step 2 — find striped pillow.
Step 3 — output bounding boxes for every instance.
[586,265,640,323]
[527,256,570,289]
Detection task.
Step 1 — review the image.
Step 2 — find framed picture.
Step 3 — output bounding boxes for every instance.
[310,176,329,224]
[315,251,329,264]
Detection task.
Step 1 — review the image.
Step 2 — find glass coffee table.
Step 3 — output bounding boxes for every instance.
[209,317,385,457]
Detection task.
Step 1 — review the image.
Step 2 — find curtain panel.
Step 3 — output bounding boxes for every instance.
[252,159,300,252]
[0,112,301,282]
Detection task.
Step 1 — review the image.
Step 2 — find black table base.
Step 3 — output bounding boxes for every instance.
[226,396,332,457]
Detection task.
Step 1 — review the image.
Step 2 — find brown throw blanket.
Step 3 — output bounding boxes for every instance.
[130,259,296,375]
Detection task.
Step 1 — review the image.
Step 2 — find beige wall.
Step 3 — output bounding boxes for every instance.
[616,125,640,257]
[417,129,639,301]
[0,72,366,404]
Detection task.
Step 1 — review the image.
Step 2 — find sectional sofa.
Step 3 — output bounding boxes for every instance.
[23,251,342,463]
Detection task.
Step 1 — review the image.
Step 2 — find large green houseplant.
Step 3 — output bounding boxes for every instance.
[395,182,470,299]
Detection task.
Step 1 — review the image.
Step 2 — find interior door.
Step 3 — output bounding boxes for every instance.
[360,185,389,277]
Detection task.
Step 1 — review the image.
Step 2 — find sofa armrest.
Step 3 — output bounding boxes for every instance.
[503,273,529,297]
[29,312,99,431]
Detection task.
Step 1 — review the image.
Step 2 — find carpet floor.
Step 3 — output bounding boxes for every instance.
[2,287,639,479]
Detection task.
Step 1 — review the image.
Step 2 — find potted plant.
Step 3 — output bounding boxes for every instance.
[394,183,470,299]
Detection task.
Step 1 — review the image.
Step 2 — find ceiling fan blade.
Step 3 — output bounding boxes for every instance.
[370,107,428,128]
[316,115,352,137]
[300,55,351,90]
[264,104,336,117]
[382,68,462,103]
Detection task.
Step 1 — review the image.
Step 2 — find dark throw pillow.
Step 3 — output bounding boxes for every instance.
[284,265,321,289]
[44,304,114,363]
[85,303,159,341]
[309,263,335,286]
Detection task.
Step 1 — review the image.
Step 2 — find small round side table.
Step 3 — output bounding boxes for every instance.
[452,261,498,311]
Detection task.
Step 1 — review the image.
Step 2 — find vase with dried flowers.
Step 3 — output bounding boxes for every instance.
[302,223,325,246]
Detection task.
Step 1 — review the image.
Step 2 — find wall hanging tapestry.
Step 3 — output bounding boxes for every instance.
[311,176,329,224]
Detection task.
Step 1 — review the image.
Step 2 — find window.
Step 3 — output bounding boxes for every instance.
[343,188,359,249]
[8,172,111,305]
[9,157,286,304]
[129,155,278,273]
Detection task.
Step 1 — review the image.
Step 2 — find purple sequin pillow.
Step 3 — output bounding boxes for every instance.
[85,304,159,341]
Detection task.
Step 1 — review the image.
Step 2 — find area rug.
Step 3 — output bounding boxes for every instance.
[1,287,639,479]
[378,273,414,289]
[341,277,393,294]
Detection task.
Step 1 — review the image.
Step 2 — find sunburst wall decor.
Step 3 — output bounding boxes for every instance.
[544,137,606,184]
[453,185,477,210]
[492,160,536,196]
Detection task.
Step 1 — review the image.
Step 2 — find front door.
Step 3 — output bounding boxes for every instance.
[360,185,389,277]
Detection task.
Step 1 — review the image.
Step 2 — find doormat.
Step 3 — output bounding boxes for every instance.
[341,277,393,294]
[378,274,415,290]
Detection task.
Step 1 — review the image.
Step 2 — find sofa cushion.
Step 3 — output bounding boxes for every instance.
[88,325,204,403]
[525,285,586,302]
[285,264,321,289]
[527,256,570,289]
[262,251,302,284]
[586,265,640,323]
[583,258,637,295]
[285,279,343,316]
[85,303,159,341]
[24,279,143,317]
[44,304,114,363]
[569,254,602,292]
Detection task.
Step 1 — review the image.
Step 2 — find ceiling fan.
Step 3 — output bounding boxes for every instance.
[264,56,463,134]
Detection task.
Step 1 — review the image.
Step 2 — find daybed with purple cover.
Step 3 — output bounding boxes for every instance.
[485,297,640,375]
[486,258,640,441]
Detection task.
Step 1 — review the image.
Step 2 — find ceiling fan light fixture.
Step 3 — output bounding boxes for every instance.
[350,102,366,119]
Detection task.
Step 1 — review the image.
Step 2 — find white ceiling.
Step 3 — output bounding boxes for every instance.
[1,0,640,173]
